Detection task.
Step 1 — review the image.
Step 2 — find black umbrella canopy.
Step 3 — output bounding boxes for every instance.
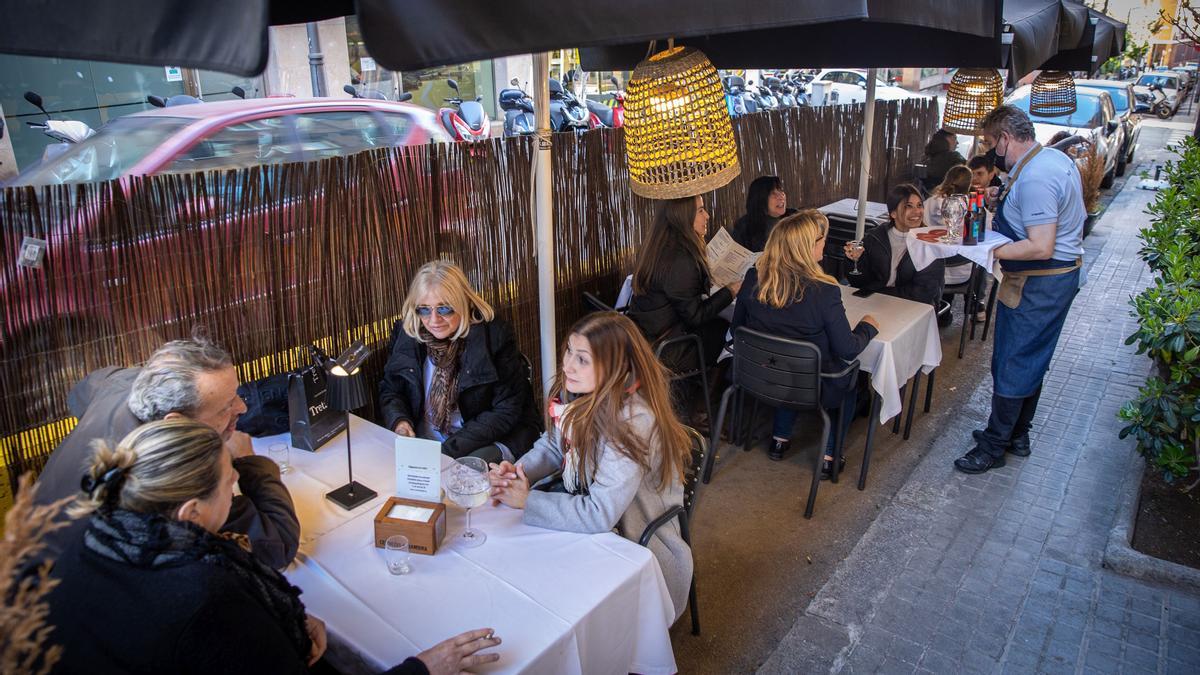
[1003,1,1102,81]
[1038,4,1124,75]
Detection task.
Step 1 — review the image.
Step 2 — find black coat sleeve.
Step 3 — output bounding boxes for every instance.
[224,455,300,569]
[662,253,733,330]
[847,229,890,294]
[175,576,309,675]
[379,322,420,433]
[442,322,537,459]
[819,283,878,363]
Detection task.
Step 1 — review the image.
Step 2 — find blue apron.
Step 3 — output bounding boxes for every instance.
[990,177,1081,399]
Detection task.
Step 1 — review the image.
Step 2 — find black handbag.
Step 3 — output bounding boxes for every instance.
[235,346,322,438]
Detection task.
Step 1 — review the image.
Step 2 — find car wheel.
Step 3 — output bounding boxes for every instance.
[1116,153,1127,177]
[1101,166,1115,189]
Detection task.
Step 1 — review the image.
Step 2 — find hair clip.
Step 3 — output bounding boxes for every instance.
[80,466,127,495]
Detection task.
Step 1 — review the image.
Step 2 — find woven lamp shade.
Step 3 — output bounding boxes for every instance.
[1030,70,1077,117]
[625,46,740,199]
[942,68,1004,135]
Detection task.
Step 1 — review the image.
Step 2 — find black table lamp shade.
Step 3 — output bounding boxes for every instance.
[324,364,376,510]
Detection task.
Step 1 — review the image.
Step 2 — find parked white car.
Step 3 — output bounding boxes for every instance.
[1005,84,1123,188]
[1134,72,1181,113]
[812,69,920,105]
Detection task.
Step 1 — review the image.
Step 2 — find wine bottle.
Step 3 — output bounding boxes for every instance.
[963,195,978,246]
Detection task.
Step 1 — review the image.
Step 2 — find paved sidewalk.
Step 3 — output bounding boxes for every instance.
[760,126,1200,675]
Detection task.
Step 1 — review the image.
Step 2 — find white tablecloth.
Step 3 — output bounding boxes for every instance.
[257,416,678,675]
[839,286,943,423]
[905,227,1012,275]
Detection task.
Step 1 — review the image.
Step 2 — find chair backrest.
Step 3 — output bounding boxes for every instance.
[681,425,707,518]
[615,275,634,311]
[517,351,534,385]
[731,327,823,412]
[582,291,616,313]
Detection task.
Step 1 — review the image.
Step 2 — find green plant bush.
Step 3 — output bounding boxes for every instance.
[1120,137,1200,484]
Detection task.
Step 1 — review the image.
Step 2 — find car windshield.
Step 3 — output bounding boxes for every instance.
[1087,86,1130,113]
[1138,74,1178,89]
[1007,91,1103,128]
[8,116,193,186]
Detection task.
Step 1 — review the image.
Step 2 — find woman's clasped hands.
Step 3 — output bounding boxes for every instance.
[487,461,530,509]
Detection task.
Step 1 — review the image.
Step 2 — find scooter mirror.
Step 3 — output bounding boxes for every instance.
[147,95,166,108]
[447,79,460,92]
[397,92,413,102]
[511,78,520,86]
[232,86,246,99]
[609,75,620,87]
[23,91,45,112]
[343,84,359,97]
[475,96,483,102]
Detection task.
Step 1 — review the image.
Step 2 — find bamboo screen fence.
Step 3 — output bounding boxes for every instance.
[0,98,938,502]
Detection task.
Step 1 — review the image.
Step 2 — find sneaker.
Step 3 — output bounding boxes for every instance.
[820,455,847,480]
[769,439,789,461]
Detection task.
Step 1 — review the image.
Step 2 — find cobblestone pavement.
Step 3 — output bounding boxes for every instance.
[759,124,1200,675]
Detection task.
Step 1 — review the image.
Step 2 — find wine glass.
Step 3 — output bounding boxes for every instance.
[847,240,865,275]
[446,456,491,547]
[941,194,968,242]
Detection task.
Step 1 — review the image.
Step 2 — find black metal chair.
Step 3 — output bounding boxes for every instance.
[980,277,999,342]
[705,328,858,519]
[654,333,714,433]
[941,259,983,359]
[638,425,707,636]
[582,291,617,313]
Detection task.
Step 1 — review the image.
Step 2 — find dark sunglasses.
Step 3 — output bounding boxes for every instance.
[416,305,456,317]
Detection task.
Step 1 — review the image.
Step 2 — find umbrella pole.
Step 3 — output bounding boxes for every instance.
[854,68,879,241]
[533,52,556,396]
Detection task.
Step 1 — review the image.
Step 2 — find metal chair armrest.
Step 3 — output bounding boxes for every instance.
[638,505,686,546]
[653,332,703,359]
[583,292,615,313]
[820,359,860,380]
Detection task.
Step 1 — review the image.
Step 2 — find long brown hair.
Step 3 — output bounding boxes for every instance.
[933,165,972,197]
[631,196,709,294]
[755,210,838,308]
[549,312,690,491]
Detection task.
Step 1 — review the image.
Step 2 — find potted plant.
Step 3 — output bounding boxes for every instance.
[1076,140,1106,237]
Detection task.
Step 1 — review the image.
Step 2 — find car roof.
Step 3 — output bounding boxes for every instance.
[130,97,436,122]
[1073,79,1131,89]
[1010,84,1111,100]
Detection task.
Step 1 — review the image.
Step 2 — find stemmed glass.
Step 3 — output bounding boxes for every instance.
[446,456,491,548]
[847,240,865,275]
[941,194,969,242]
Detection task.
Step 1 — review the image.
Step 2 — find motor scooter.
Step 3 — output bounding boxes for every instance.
[1148,84,1173,119]
[22,91,95,162]
[498,78,535,136]
[549,78,589,133]
[438,79,490,142]
[585,75,625,129]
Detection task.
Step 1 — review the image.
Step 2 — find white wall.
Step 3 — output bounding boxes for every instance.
[264,19,353,98]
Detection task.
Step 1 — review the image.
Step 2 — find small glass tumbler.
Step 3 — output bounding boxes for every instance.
[384,535,411,575]
[267,442,291,474]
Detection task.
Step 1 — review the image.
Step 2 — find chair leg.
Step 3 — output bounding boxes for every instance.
[742,397,760,453]
[804,412,828,518]
[697,370,713,440]
[957,294,971,359]
[830,404,846,484]
[903,370,921,440]
[924,368,936,413]
[704,387,736,484]
[892,383,904,434]
[688,578,701,636]
[982,279,998,341]
[859,393,880,491]
[967,268,980,341]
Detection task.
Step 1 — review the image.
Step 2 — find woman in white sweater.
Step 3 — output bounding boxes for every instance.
[488,312,694,620]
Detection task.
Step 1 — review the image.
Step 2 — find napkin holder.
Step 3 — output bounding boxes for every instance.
[373,497,446,555]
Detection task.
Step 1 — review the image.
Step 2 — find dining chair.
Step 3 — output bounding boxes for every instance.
[638,425,707,636]
[705,328,858,518]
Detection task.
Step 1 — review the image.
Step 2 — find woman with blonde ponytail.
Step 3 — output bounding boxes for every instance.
[48,420,494,674]
[731,211,880,476]
[488,312,694,621]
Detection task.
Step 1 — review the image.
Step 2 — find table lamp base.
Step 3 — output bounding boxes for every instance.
[326,481,378,510]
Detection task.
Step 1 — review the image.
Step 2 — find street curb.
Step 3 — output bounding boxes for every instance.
[1103,451,1200,591]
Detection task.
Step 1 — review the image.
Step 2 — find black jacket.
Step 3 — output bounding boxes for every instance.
[34,367,300,570]
[45,524,428,675]
[848,223,945,307]
[923,149,967,191]
[729,208,799,252]
[732,268,877,409]
[626,240,733,343]
[378,318,541,459]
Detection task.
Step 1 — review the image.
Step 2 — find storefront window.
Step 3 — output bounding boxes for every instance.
[345,15,399,99]
[402,62,497,119]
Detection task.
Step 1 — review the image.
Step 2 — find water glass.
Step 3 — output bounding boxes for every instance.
[384,535,411,575]
[268,442,291,474]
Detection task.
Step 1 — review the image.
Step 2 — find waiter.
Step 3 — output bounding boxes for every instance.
[954,104,1085,474]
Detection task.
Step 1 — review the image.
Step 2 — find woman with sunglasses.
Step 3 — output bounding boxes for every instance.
[379,260,541,463]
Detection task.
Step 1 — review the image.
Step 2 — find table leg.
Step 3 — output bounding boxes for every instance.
[892,383,904,435]
[903,370,921,440]
[860,392,881,491]
[982,279,998,341]
[924,368,936,413]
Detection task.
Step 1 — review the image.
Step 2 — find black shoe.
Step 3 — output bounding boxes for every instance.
[820,456,847,480]
[972,429,1031,457]
[954,446,1005,474]
[769,439,789,461]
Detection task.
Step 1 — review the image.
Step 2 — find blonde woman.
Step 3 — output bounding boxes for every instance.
[380,260,541,463]
[487,312,694,621]
[732,211,880,475]
[47,419,500,674]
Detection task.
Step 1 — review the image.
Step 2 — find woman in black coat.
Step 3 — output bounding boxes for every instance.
[845,183,945,307]
[921,128,967,192]
[379,261,541,463]
[45,419,500,675]
[627,195,741,371]
[729,175,798,252]
[732,211,879,475]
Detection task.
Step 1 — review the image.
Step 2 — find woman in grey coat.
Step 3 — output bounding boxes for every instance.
[489,312,694,621]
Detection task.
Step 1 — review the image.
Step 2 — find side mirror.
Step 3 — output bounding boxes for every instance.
[147,95,166,108]
[447,79,460,92]
[231,86,246,99]
[23,91,44,109]
[343,84,358,97]
[511,78,520,86]
[1107,120,1119,134]
[397,92,413,102]
[475,96,483,102]
[609,75,619,87]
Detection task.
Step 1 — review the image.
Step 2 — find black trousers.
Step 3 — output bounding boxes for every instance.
[977,385,1042,460]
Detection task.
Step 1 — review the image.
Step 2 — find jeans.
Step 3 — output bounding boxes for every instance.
[771,386,858,457]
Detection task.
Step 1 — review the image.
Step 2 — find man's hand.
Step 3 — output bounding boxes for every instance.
[305,615,328,666]
[417,628,501,675]
[394,420,416,437]
[226,430,254,459]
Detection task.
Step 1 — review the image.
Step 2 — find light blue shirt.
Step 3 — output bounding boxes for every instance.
[1004,145,1086,262]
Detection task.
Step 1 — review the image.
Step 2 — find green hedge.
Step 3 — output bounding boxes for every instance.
[1119,137,1200,482]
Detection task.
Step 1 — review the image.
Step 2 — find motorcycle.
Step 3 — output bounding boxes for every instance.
[498,78,536,137]
[343,83,413,102]
[549,78,589,133]
[750,81,778,110]
[1148,84,1173,119]
[438,78,490,142]
[22,91,95,162]
[723,75,758,117]
[767,77,794,107]
[585,75,625,129]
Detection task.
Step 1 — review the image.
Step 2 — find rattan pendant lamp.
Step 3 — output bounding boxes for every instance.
[942,68,1005,134]
[624,44,740,199]
[1029,70,1077,117]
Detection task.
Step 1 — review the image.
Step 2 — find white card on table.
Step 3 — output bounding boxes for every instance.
[394,436,442,501]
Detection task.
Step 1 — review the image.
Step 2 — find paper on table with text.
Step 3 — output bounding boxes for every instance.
[394,436,443,501]
[706,228,761,289]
